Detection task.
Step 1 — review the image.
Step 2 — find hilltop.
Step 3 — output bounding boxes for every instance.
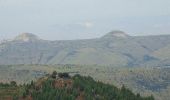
[0,65,169,100]
[102,30,129,38]
[13,33,40,42]
[0,71,154,100]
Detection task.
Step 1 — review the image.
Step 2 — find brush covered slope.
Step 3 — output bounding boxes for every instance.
[1,31,170,67]
[0,73,154,100]
[0,65,169,100]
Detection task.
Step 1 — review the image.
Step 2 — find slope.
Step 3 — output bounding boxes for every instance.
[0,31,170,67]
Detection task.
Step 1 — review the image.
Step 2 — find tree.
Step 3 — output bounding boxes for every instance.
[58,73,70,78]
[51,71,57,79]
[10,81,17,86]
[137,93,140,98]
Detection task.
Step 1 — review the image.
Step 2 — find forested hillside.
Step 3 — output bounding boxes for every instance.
[0,72,154,100]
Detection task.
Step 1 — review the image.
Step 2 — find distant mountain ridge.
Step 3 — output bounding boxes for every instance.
[102,30,129,38]
[14,33,40,42]
[0,31,170,67]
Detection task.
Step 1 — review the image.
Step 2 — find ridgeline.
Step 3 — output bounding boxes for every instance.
[0,71,154,100]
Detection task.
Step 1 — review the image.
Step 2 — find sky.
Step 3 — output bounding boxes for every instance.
[0,0,170,40]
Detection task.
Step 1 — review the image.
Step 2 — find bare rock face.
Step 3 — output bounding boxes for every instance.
[14,33,40,42]
[102,30,129,39]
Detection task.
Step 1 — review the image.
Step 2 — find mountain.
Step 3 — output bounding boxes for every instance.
[0,31,170,67]
[13,33,40,42]
[102,30,129,38]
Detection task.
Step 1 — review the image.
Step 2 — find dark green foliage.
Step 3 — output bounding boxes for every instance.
[58,72,70,78]
[10,81,17,86]
[0,83,10,87]
[51,71,57,78]
[0,82,19,99]
[11,74,154,100]
[72,75,154,100]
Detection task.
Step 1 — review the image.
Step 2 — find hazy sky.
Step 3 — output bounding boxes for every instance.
[0,0,170,40]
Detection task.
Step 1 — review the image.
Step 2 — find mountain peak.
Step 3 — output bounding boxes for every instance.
[102,30,129,39]
[14,33,40,42]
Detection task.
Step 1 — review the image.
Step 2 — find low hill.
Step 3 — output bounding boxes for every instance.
[0,65,169,100]
[0,72,154,100]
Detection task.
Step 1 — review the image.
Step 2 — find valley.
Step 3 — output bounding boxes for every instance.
[1,31,170,100]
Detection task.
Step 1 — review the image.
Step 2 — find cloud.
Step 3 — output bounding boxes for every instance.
[76,21,94,29]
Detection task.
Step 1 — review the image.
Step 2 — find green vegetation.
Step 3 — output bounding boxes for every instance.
[4,73,153,100]
[1,32,170,67]
[72,75,154,100]
[0,65,170,100]
[0,82,19,100]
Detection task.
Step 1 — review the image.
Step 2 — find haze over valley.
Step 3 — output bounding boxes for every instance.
[0,0,170,100]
